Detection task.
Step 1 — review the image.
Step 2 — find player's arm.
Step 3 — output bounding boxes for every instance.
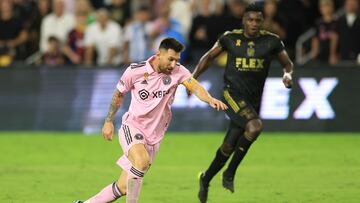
[277,50,294,89]
[182,77,228,111]
[192,41,223,79]
[102,89,125,141]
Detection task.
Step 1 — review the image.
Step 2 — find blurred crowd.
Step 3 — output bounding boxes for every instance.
[0,0,359,67]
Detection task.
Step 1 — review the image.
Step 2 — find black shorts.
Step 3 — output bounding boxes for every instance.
[222,89,259,128]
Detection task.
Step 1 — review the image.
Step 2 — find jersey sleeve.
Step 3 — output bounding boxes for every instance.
[217,33,228,51]
[273,36,285,54]
[116,66,133,94]
[177,65,192,84]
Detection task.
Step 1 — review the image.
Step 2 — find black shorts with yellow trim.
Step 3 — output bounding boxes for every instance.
[222,89,260,128]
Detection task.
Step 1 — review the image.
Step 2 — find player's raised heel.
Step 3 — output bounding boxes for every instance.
[222,171,235,193]
[73,200,83,203]
[198,172,209,203]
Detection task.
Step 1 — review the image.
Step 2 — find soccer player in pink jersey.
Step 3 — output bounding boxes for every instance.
[74,38,227,203]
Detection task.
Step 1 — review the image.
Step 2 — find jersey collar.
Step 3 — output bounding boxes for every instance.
[146,55,156,74]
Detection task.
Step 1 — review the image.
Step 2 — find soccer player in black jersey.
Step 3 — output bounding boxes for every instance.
[192,4,294,203]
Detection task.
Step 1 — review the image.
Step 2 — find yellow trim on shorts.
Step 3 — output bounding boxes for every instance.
[223,90,240,113]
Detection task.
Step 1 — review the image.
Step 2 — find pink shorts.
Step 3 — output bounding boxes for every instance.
[116,123,160,172]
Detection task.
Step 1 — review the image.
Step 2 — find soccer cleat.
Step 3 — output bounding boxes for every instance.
[222,172,234,193]
[198,172,209,203]
[73,201,83,203]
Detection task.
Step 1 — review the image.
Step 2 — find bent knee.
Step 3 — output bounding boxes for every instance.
[246,120,263,140]
[133,155,150,171]
[248,125,262,136]
[220,143,234,155]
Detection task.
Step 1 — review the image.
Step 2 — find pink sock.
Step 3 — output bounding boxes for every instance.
[126,167,145,203]
[86,182,122,203]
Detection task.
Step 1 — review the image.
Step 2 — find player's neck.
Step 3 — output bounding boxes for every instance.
[244,31,259,39]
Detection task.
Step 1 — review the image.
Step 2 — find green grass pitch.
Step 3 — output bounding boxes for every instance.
[0,132,359,203]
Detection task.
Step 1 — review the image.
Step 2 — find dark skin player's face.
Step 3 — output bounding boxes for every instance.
[243,12,263,37]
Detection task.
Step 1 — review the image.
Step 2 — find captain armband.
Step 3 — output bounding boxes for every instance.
[183,77,198,92]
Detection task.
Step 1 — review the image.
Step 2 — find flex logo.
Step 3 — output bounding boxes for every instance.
[235,57,264,70]
[153,90,170,98]
[139,89,149,100]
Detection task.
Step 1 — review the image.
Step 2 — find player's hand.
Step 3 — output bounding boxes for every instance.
[282,73,293,89]
[209,98,228,111]
[102,121,114,141]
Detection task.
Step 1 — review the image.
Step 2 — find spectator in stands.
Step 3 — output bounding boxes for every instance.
[169,0,193,38]
[42,36,65,66]
[278,0,317,56]
[149,2,185,53]
[122,5,152,64]
[311,0,336,63]
[28,0,51,55]
[222,0,247,31]
[90,0,105,9]
[188,0,218,63]
[106,0,131,27]
[0,0,28,63]
[330,0,360,64]
[12,0,35,21]
[63,12,88,65]
[40,0,75,52]
[262,0,286,39]
[63,0,75,14]
[84,9,123,66]
[75,0,96,25]
[191,0,224,16]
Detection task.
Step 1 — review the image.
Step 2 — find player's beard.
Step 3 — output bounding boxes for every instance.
[160,66,173,75]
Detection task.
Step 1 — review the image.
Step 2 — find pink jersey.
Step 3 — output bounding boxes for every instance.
[116,56,191,145]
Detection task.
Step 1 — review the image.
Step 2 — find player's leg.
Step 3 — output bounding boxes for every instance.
[117,169,128,195]
[126,143,150,203]
[80,170,126,203]
[220,90,261,192]
[75,149,130,203]
[74,124,150,203]
[223,118,263,192]
[198,122,244,203]
[116,124,161,203]
[201,121,244,184]
[117,124,149,203]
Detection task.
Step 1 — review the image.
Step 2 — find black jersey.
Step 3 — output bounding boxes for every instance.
[218,29,285,107]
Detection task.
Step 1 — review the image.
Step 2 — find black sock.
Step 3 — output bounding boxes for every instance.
[224,136,253,177]
[203,148,230,185]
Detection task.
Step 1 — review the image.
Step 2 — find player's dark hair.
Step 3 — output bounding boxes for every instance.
[245,3,263,14]
[159,38,184,53]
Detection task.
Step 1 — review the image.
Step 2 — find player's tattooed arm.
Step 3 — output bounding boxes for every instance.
[192,41,223,79]
[183,77,228,111]
[105,89,124,122]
